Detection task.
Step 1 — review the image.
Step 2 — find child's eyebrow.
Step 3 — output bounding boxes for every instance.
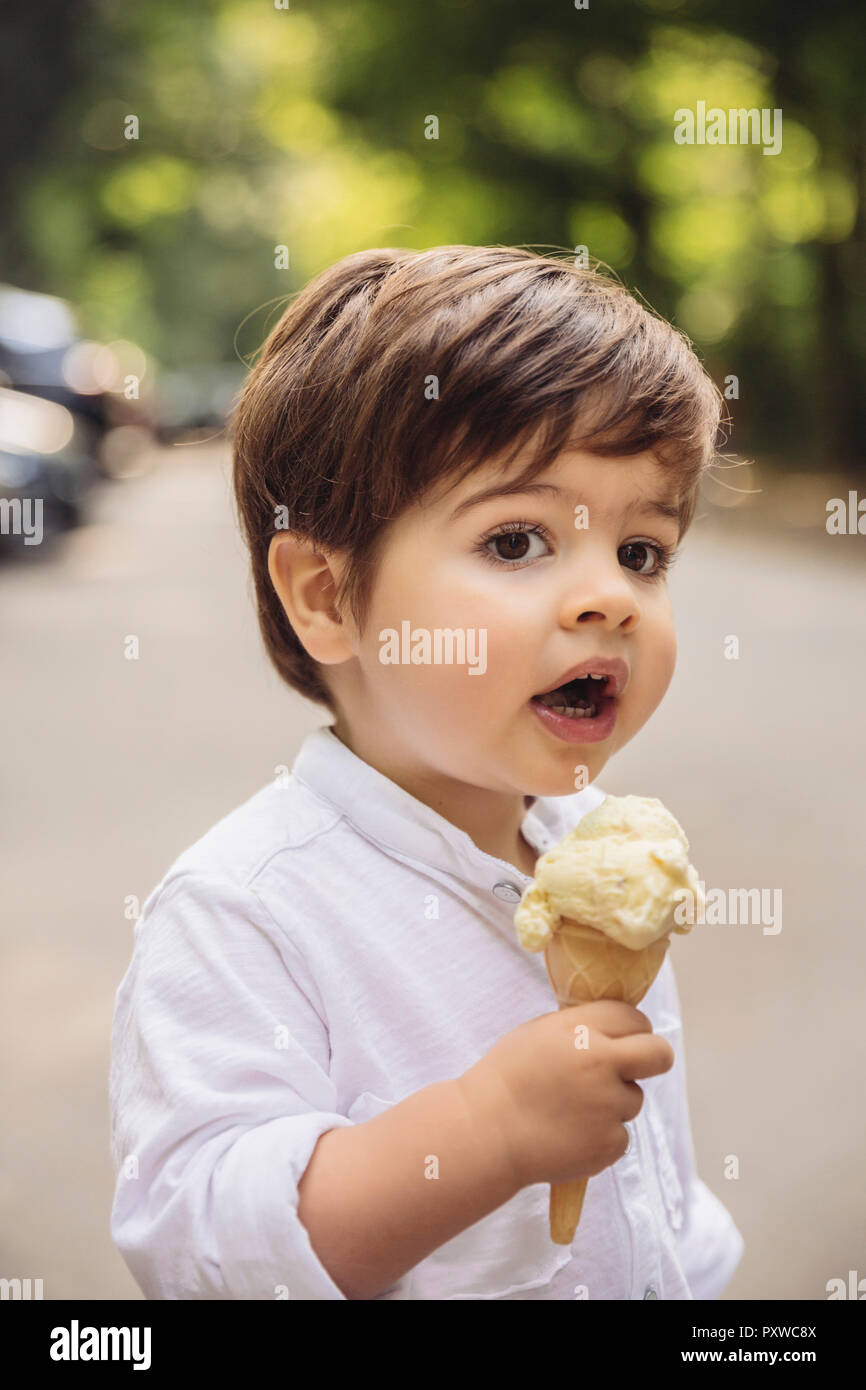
[448,481,681,524]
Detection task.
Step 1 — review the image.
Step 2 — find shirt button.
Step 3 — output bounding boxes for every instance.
[492,881,523,902]
[643,1285,659,1299]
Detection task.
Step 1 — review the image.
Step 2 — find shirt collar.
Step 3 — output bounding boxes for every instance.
[291,723,601,891]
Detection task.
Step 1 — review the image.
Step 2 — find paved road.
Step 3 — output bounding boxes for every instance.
[1,441,863,1299]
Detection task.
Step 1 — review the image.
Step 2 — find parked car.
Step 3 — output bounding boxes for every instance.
[0,284,153,553]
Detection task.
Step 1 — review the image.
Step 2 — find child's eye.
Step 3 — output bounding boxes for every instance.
[619,540,678,580]
[475,522,678,580]
[475,521,552,568]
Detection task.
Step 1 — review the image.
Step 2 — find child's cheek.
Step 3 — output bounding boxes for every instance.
[633,614,677,720]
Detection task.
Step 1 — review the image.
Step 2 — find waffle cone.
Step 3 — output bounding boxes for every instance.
[543,917,671,1245]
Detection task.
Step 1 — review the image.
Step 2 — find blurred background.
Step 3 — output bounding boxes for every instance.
[1,0,863,1300]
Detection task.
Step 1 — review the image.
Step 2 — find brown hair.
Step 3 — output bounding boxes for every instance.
[231,244,723,713]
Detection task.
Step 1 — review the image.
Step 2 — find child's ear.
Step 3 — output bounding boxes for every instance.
[267,533,356,665]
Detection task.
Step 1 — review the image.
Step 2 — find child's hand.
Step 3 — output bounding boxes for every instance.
[457,1002,675,1191]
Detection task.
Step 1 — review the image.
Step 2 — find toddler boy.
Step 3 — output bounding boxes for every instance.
[110,245,744,1300]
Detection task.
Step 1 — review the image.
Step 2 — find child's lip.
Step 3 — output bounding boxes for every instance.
[528,692,618,743]
[533,657,629,700]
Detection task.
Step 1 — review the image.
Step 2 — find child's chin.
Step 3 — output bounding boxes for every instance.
[515,759,603,801]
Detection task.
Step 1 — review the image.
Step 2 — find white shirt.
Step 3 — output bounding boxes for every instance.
[109,724,744,1300]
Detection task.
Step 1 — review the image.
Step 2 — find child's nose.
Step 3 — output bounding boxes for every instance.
[557,559,642,630]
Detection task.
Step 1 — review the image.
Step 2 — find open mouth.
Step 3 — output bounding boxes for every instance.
[529,674,610,720]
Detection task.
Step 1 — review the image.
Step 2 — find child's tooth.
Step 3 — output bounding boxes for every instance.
[539,697,597,717]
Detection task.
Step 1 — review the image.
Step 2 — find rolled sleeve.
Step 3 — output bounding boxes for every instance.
[109,872,402,1300]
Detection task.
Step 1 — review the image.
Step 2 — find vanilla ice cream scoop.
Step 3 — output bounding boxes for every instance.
[514,793,703,953]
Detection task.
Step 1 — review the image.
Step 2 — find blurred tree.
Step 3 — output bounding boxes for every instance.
[0,0,94,280]
[0,0,862,470]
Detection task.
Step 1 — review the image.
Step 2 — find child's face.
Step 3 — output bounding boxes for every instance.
[328,446,679,801]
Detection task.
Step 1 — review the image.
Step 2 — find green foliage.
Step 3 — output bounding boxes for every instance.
[1,0,863,467]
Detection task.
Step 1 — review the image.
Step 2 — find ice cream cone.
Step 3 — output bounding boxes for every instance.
[512,793,702,1248]
[544,917,671,1245]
